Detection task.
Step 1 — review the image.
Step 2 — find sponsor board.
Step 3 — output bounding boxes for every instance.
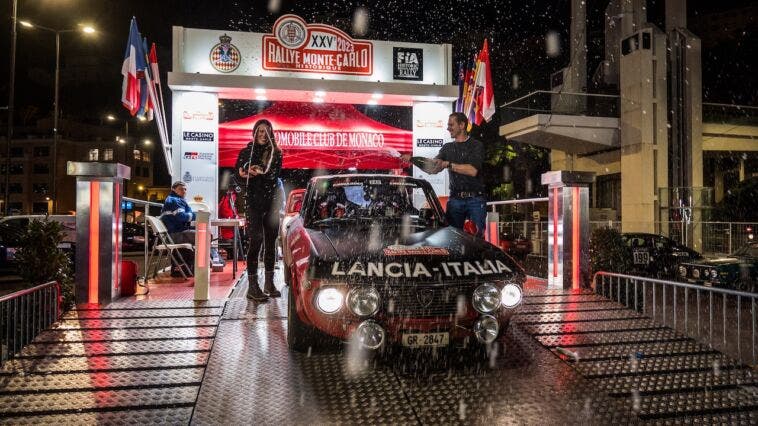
[330,259,511,278]
[262,14,373,75]
[182,132,215,142]
[183,152,215,160]
[181,171,215,183]
[393,47,423,81]
[416,138,444,148]
[275,130,384,148]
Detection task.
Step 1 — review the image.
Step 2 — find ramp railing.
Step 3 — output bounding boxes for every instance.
[593,272,758,366]
[0,281,61,365]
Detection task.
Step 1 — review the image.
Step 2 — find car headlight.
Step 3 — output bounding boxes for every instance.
[710,269,718,279]
[347,286,381,317]
[316,287,343,314]
[473,315,500,343]
[693,269,700,279]
[501,283,523,308]
[472,283,501,313]
[679,266,687,277]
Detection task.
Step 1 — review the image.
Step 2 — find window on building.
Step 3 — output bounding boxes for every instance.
[642,32,651,50]
[621,34,639,55]
[88,149,99,161]
[9,183,23,194]
[133,149,141,161]
[103,148,114,161]
[33,164,50,174]
[8,202,22,214]
[10,147,24,158]
[33,183,49,194]
[9,164,23,175]
[33,147,50,157]
[142,151,150,162]
[595,173,622,213]
[32,202,49,214]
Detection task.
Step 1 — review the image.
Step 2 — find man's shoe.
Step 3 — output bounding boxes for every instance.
[246,272,269,302]
[263,271,281,297]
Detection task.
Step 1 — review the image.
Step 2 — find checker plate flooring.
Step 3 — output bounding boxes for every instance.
[3,274,758,424]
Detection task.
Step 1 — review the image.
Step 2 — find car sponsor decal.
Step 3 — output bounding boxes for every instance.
[330,260,511,278]
[383,245,449,256]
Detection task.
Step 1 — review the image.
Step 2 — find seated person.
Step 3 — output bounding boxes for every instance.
[161,181,196,276]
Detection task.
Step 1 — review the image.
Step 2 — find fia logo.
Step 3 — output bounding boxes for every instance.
[393,47,423,81]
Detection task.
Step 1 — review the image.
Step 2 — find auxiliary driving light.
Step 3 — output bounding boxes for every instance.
[316,287,343,314]
[472,283,501,313]
[501,283,523,308]
[347,286,381,316]
[474,315,500,344]
[355,320,385,349]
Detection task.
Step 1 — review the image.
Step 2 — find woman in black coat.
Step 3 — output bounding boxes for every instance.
[235,119,283,301]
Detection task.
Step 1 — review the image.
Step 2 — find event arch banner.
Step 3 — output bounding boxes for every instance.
[218,102,412,170]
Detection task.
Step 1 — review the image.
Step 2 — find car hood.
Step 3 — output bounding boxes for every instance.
[306,224,523,282]
[684,256,741,267]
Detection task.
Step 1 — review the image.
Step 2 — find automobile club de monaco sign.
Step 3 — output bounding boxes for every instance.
[262,14,373,75]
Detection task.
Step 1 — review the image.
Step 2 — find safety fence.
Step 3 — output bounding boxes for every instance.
[0,281,60,365]
[594,272,758,366]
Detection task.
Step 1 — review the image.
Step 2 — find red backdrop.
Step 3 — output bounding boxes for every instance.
[218,102,412,169]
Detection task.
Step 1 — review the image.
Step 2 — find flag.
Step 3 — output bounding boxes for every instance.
[455,62,465,112]
[137,37,154,121]
[121,17,147,116]
[464,53,480,126]
[462,56,475,116]
[474,39,496,124]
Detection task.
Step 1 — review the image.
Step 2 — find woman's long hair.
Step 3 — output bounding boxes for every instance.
[251,119,280,174]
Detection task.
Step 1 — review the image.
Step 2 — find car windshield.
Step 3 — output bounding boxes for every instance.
[307,177,443,227]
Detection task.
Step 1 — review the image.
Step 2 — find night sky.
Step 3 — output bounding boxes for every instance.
[0,0,755,143]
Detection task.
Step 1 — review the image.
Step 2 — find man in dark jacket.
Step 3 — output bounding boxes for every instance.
[161,181,196,276]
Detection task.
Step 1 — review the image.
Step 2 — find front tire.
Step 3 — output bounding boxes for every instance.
[287,284,319,352]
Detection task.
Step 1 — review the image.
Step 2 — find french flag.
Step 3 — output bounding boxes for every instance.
[121,18,147,116]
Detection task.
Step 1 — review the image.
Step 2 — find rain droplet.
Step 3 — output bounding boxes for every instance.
[546,31,561,57]
[353,7,369,36]
[267,0,281,14]
[511,74,520,89]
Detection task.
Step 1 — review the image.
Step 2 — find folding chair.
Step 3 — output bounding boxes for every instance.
[145,215,194,279]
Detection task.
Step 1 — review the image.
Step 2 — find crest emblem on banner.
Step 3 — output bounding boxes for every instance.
[275,16,307,49]
[209,34,241,73]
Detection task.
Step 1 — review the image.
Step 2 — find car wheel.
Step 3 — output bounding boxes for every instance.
[287,284,319,352]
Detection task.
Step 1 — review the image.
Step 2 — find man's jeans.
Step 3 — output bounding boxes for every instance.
[446,196,487,237]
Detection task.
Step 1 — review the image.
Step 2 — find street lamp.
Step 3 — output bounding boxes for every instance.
[19,20,96,213]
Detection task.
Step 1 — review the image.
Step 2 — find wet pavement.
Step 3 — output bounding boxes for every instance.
[1,270,758,424]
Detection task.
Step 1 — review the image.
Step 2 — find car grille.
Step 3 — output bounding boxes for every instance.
[382,284,470,318]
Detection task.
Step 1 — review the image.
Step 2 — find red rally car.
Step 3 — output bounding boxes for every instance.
[281,174,525,352]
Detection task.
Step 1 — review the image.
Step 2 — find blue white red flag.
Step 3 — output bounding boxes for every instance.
[121,17,147,116]
[137,37,153,121]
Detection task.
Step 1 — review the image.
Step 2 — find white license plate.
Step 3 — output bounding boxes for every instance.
[633,251,650,265]
[402,332,449,348]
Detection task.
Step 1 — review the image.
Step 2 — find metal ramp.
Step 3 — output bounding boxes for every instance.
[514,289,758,424]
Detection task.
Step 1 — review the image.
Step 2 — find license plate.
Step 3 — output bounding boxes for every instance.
[633,251,650,265]
[402,332,449,348]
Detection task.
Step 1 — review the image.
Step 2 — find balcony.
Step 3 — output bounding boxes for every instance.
[499,91,621,155]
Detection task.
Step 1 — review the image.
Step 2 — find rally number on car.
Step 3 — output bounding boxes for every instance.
[633,250,650,265]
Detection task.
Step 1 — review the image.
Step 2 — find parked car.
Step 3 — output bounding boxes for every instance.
[499,233,531,258]
[620,232,701,279]
[121,222,156,252]
[677,242,758,292]
[0,215,76,270]
[281,174,525,353]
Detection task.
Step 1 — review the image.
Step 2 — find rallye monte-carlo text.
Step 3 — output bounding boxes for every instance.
[281,174,525,352]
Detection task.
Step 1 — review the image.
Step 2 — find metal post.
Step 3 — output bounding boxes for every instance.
[4,0,18,216]
[51,31,61,213]
[144,202,149,282]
